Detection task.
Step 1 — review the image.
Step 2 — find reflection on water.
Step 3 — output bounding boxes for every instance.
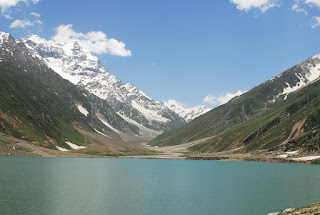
[1,157,320,215]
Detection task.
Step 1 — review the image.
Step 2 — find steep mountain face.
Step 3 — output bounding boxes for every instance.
[20,35,186,132]
[150,53,320,146]
[0,31,140,150]
[164,100,210,122]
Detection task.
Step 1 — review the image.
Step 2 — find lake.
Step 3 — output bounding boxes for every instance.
[1,157,320,215]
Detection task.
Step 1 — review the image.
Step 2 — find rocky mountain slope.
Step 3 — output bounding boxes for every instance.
[189,77,320,154]
[0,31,142,150]
[150,52,320,147]
[20,35,186,132]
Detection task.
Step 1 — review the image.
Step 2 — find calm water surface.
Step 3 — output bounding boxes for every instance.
[1,157,320,215]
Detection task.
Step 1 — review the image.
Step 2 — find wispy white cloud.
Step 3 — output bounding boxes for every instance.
[230,0,279,12]
[217,90,245,105]
[31,0,40,4]
[52,24,132,57]
[3,13,12,19]
[203,90,245,106]
[30,12,40,17]
[0,0,19,14]
[10,19,42,28]
[291,0,320,28]
[34,19,42,24]
[306,0,320,8]
[166,99,187,108]
[230,0,320,29]
[10,19,33,28]
[203,95,217,105]
[292,4,308,15]
[310,16,320,28]
[0,0,40,18]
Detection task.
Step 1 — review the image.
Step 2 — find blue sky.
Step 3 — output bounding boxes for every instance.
[0,0,319,108]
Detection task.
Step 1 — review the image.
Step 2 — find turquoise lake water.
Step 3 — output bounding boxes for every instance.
[1,157,320,215]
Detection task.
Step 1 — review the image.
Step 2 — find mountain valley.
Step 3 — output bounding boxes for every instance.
[1,30,320,162]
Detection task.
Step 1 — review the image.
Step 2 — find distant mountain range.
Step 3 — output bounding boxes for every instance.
[20,34,208,134]
[164,99,210,122]
[150,52,320,153]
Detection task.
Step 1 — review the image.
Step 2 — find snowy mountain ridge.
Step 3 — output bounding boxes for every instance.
[21,34,186,132]
[164,100,210,122]
[268,53,320,101]
[0,30,143,146]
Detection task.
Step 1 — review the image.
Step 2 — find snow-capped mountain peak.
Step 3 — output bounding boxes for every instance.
[165,99,210,122]
[21,34,186,132]
[266,53,320,101]
[0,31,10,45]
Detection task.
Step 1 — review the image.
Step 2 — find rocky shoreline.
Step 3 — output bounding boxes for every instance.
[268,202,320,215]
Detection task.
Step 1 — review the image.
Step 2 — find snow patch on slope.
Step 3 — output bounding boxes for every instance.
[93,129,112,139]
[65,141,86,150]
[97,115,121,134]
[278,55,320,100]
[56,146,70,151]
[77,104,89,116]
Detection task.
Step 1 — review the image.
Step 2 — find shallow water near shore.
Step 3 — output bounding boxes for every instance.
[1,157,320,215]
